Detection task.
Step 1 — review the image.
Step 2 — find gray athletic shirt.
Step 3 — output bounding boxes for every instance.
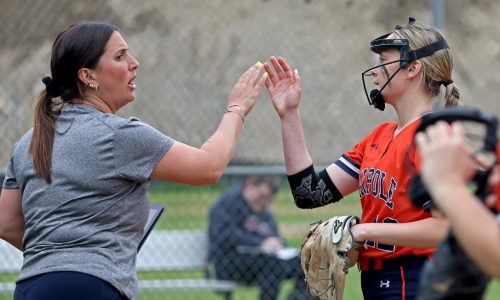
[3,104,174,300]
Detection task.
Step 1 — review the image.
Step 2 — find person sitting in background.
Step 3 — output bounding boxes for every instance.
[207,176,317,300]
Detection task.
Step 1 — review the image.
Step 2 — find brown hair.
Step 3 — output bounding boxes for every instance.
[393,21,461,107]
[246,176,282,194]
[30,22,116,183]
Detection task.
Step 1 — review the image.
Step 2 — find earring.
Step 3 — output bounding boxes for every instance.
[88,82,98,91]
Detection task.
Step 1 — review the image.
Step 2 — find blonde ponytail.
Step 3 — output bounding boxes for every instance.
[443,81,462,107]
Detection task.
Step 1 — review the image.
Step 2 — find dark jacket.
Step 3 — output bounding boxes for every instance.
[207,184,280,266]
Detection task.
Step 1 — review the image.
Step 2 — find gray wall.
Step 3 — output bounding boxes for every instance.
[1,0,500,169]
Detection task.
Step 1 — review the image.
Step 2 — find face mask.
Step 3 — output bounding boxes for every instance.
[406,107,498,212]
[361,17,449,111]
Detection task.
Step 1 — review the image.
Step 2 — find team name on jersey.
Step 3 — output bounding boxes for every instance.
[359,168,397,209]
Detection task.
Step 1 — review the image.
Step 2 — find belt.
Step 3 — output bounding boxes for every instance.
[359,254,430,272]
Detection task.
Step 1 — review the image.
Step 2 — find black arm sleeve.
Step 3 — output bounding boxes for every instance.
[287,165,343,209]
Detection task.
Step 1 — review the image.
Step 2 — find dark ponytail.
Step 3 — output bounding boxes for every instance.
[29,22,116,183]
[29,91,58,183]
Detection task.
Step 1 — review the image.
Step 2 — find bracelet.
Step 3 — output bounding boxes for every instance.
[225,105,245,122]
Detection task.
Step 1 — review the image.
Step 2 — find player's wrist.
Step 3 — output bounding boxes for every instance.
[279,108,300,121]
[351,223,367,243]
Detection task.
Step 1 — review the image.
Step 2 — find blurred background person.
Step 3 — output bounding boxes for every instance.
[207,176,316,300]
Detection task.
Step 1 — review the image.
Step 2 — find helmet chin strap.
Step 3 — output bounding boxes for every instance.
[368,65,404,111]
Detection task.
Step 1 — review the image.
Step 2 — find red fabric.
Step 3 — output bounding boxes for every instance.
[343,118,435,262]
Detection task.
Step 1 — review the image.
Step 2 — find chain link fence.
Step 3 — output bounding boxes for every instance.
[1,0,500,299]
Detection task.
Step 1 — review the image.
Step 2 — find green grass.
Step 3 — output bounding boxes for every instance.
[1,181,499,299]
[141,181,500,300]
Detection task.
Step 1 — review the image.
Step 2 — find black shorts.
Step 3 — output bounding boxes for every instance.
[14,271,126,300]
[361,255,428,300]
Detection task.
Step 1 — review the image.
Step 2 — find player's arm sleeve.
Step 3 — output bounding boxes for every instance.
[287,133,367,209]
[287,165,343,209]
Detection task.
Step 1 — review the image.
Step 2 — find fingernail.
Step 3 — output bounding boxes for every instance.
[255,61,263,68]
[294,69,299,75]
[263,72,268,78]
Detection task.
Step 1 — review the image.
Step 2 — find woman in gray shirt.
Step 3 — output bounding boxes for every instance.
[0,22,267,300]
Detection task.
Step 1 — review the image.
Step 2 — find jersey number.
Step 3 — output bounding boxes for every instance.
[365,216,399,252]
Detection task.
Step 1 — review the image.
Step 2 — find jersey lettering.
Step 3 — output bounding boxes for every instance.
[341,121,434,260]
[359,168,396,209]
[378,172,387,201]
[388,177,397,203]
[371,169,380,197]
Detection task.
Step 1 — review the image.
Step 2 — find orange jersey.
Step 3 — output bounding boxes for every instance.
[334,119,434,261]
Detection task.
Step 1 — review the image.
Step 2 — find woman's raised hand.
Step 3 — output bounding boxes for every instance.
[264,56,302,119]
[227,62,267,121]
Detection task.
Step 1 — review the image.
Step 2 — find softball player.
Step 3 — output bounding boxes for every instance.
[264,18,459,299]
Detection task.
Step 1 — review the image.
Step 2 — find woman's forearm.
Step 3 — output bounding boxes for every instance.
[280,110,313,175]
[150,112,246,185]
[199,112,244,182]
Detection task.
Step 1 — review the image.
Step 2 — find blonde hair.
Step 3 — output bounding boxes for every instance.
[393,22,461,107]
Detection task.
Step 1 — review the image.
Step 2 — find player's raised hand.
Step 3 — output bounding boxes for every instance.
[264,56,302,119]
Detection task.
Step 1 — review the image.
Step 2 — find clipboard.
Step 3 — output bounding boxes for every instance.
[137,203,164,252]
